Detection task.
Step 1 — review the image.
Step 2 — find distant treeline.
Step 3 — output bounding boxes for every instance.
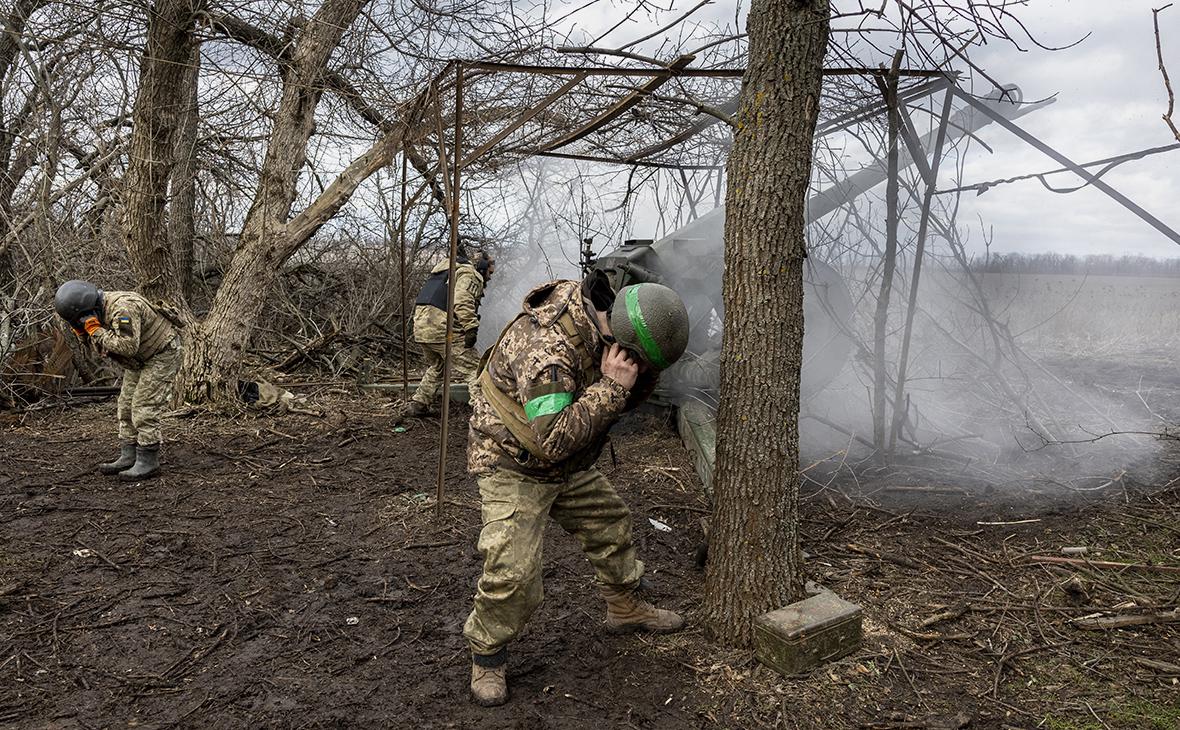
[972,253,1180,277]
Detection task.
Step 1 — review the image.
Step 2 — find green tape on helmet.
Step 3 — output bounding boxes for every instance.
[624,286,670,369]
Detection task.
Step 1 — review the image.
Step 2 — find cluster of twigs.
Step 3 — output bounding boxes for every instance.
[689,478,1180,728]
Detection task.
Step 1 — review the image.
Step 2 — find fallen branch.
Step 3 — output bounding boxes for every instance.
[1026,555,1180,575]
[846,543,925,571]
[1134,657,1180,674]
[1072,611,1180,630]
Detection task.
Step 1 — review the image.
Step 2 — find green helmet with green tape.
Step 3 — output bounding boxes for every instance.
[609,283,689,370]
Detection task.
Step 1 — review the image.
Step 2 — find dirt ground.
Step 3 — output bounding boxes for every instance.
[2,388,1178,729]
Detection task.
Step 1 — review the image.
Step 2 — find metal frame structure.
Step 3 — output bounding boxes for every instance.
[389,57,1180,518]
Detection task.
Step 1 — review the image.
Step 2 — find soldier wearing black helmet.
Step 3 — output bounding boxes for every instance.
[53,280,180,480]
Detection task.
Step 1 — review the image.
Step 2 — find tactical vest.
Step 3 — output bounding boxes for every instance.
[103,291,177,366]
[415,257,472,311]
[415,269,449,311]
[477,309,598,461]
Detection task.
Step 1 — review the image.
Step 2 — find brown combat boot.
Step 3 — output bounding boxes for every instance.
[404,401,430,418]
[470,651,508,707]
[599,583,685,634]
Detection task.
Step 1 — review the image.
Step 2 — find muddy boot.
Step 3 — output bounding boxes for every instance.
[470,651,508,707]
[600,584,685,634]
[118,444,161,481]
[404,401,430,418]
[98,443,137,475]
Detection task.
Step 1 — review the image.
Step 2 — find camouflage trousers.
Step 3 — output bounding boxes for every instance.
[117,345,179,446]
[411,340,479,407]
[463,467,644,656]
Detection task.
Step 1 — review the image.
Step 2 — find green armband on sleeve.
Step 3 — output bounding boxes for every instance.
[525,392,573,421]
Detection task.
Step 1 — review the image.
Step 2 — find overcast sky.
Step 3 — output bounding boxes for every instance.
[956,0,1180,257]
[556,0,1180,258]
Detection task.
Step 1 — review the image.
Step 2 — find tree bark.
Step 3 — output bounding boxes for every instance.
[0,0,48,288]
[703,0,829,648]
[122,0,202,304]
[171,0,416,402]
[169,39,201,301]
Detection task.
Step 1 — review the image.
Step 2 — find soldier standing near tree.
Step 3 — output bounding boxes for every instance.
[53,280,181,480]
[405,249,494,418]
[463,270,690,706]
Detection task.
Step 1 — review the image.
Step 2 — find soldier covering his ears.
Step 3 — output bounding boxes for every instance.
[53,280,181,480]
[464,270,690,707]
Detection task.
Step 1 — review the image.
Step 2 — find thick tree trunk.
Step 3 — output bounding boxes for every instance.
[703,0,829,648]
[122,0,202,304]
[175,120,405,402]
[169,40,201,301]
[116,0,406,403]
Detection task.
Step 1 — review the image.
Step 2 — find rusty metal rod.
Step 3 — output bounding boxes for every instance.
[872,52,904,457]
[951,86,1180,247]
[464,60,947,78]
[436,64,464,521]
[398,150,410,400]
[889,84,955,453]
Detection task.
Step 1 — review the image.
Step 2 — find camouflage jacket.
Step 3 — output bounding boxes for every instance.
[413,259,484,344]
[468,279,655,478]
[91,291,177,370]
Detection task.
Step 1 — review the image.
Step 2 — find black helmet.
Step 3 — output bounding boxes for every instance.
[473,251,494,280]
[609,283,689,370]
[54,280,103,325]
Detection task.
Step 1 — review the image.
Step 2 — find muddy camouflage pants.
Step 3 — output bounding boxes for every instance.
[117,346,179,446]
[411,340,479,407]
[463,467,645,656]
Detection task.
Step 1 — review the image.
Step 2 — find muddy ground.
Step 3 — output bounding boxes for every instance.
[1,385,1178,729]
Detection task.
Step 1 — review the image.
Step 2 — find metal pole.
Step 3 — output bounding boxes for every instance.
[436,64,463,521]
[889,85,955,453]
[951,86,1180,247]
[399,151,410,401]
[872,51,903,459]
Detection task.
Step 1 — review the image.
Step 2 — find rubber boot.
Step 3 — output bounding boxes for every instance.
[98,444,137,475]
[405,401,430,418]
[599,584,685,634]
[470,651,508,707]
[118,444,161,481]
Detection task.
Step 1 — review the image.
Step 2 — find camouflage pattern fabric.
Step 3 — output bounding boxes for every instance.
[117,345,180,446]
[467,280,634,479]
[412,259,484,343]
[463,467,644,656]
[411,340,480,407]
[92,291,176,370]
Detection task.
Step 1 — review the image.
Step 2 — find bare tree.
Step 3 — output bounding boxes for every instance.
[702,0,830,647]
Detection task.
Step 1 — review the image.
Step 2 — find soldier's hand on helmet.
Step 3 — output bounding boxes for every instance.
[464,328,478,349]
[601,343,639,391]
[81,314,102,336]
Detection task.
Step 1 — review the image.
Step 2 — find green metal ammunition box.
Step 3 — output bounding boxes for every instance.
[754,592,863,676]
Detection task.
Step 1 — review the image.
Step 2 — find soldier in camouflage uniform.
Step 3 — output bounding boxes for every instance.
[405,251,494,417]
[464,272,690,707]
[54,280,180,480]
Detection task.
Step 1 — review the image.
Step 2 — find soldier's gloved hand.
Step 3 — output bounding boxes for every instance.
[81,315,102,336]
[464,328,478,349]
[601,343,639,391]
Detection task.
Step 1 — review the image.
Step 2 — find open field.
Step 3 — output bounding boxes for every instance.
[973,273,1180,354]
[2,392,1178,729]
